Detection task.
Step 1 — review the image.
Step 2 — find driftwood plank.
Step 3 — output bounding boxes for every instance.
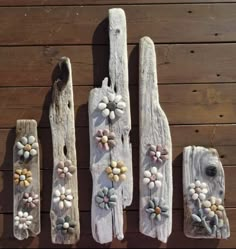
[13,119,40,240]
[49,57,80,244]
[88,8,132,244]
[139,37,173,243]
[183,146,230,239]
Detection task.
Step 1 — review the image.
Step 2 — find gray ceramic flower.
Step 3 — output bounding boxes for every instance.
[95,187,117,210]
[23,192,39,209]
[96,129,116,151]
[56,216,76,235]
[146,197,169,221]
[149,145,168,164]
[16,136,38,160]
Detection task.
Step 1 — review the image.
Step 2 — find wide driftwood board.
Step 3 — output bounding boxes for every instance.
[89,8,133,244]
[139,37,173,243]
[13,119,40,240]
[183,146,230,239]
[49,57,80,244]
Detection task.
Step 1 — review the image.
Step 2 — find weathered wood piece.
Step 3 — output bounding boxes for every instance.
[183,146,230,239]
[88,8,132,244]
[139,37,173,243]
[49,57,80,244]
[13,119,40,240]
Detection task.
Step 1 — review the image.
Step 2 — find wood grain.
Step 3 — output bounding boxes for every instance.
[49,57,80,244]
[2,44,236,86]
[0,5,236,45]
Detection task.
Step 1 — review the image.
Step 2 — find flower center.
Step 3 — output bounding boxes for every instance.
[28,197,33,203]
[107,101,117,111]
[150,175,157,181]
[155,207,161,215]
[63,167,69,173]
[24,144,32,152]
[20,218,27,223]
[20,175,26,181]
[63,222,69,229]
[101,136,108,144]
[211,205,217,212]
[156,151,161,158]
[103,196,109,203]
[60,194,66,200]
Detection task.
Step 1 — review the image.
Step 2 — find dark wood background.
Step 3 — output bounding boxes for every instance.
[0,0,236,248]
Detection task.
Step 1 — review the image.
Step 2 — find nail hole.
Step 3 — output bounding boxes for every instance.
[195,129,199,133]
[220,155,225,159]
[188,10,192,14]
[214,33,219,36]
[219,190,223,195]
[68,101,71,109]
[192,89,197,93]
[216,74,221,77]
[219,114,224,118]
[63,145,67,156]
[121,134,124,144]
[190,50,195,54]
[116,29,120,34]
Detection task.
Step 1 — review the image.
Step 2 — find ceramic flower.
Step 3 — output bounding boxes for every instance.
[16,136,38,160]
[143,167,163,189]
[57,160,76,179]
[98,93,126,120]
[146,197,169,221]
[95,187,117,210]
[189,180,208,201]
[203,196,225,221]
[14,168,32,187]
[105,161,128,182]
[96,129,116,151]
[53,186,73,210]
[23,192,39,209]
[56,216,76,234]
[149,145,168,164]
[14,211,33,230]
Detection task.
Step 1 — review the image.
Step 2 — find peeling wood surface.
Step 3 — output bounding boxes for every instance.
[183,146,230,239]
[13,120,40,240]
[139,37,172,243]
[88,8,132,244]
[49,57,80,244]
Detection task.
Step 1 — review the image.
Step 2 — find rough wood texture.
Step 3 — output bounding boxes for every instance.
[183,146,230,239]
[1,5,236,45]
[49,57,80,244]
[88,8,132,244]
[13,120,40,240]
[139,37,172,243]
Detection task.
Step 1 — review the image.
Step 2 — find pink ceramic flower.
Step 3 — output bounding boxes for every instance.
[149,145,168,164]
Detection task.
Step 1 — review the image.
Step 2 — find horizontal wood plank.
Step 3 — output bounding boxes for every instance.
[1,0,236,6]
[0,125,235,171]
[0,210,236,248]
[1,44,236,87]
[0,167,236,213]
[0,5,236,45]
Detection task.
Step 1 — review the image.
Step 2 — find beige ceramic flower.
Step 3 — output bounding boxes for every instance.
[14,168,32,187]
[105,161,128,182]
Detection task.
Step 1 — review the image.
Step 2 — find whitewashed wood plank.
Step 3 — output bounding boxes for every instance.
[89,8,132,244]
[13,119,40,240]
[139,36,173,243]
[183,146,230,239]
[49,57,80,244]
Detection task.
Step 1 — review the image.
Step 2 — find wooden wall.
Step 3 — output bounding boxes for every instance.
[0,0,236,248]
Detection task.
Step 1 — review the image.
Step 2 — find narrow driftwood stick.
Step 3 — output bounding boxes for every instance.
[139,37,173,243]
[49,57,80,244]
[13,119,40,240]
[183,146,230,239]
[89,8,132,244]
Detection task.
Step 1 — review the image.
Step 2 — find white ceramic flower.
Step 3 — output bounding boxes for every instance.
[53,186,73,210]
[143,167,163,189]
[14,211,33,230]
[16,136,38,160]
[189,180,208,201]
[98,93,126,120]
[203,196,225,222]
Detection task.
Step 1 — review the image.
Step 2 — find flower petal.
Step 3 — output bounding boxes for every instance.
[61,187,66,194]
[24,151,30,159]
[155,180,162,188]
[64,200,72,208]
[150,145,156,152]
[108,93,115,102]
[98,102,107,110]
[18,149,24,156]
[148,182,155,189]
[114,94,122,103]
[21,137,28,145]
[143,178,150,184]
[109,111,115,120]
[150,167,157,174]
[28,136,35,144]
[59,201,64,210]
[31,142,39,149]
[103,129,109,136]
[144,170,151,178]
[30,149,37,156]
[64,160,72,167]
[117,101,126,109]
[102,96,109,104]
[16,142,24,149]
[66,195,73,201]
[102,108,110,117]
[53,197,60,203]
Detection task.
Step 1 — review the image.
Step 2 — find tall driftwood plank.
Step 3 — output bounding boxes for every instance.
[13,119,40,240]
[183,146,230,239]
[89,8,132,244]
[49,57,80,244]
[139,37,173,243]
